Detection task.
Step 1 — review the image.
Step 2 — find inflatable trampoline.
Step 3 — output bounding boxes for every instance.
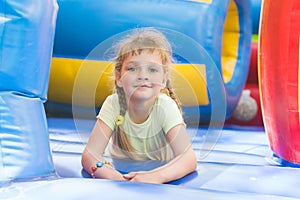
[1,0,300,199]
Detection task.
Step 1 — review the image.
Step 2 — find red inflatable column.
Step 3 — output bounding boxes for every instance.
[259,0,300,164]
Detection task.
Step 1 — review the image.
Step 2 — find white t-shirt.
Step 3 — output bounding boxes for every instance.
[97,93,184,161]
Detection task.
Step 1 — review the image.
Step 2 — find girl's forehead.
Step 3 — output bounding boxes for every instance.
[123,50,163,64]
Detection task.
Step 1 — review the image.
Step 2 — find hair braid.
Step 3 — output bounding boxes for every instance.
[114,86,134,153]
[116,86,127,116]
[165,79,182,114]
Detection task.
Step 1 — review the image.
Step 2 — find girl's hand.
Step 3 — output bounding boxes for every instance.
[123,171,163,184]
[97,164,128,181]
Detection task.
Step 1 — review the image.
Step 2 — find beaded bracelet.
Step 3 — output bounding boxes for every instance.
[90,161,111,178]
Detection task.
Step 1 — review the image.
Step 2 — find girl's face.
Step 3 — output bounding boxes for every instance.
[117,50,167,103]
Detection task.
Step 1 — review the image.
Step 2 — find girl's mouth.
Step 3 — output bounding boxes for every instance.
[135,82,165,88]
[135,84,152,88]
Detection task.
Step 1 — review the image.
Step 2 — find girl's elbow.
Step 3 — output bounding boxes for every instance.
[190,152,197,171]
[81,149,89,169]
[192,159,197,171]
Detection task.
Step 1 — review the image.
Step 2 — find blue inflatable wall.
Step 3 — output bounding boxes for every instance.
[0,0,58,180]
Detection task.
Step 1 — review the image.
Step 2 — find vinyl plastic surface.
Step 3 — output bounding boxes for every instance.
[2,118,300,199]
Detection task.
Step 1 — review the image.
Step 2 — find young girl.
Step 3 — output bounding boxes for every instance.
[81,28,197,184]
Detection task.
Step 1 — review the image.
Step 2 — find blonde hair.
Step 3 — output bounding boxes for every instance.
[113,28,182,154]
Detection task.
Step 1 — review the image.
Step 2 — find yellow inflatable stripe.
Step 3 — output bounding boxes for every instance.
[185,0,212,3]
[222,0,239,83]
[49,58,115,107]
[257,0,265,122]
[49,57,209,107]
[170,63,208,106]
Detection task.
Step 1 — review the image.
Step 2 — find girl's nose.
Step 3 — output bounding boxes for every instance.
[137,69,149,80]
[137,76,149,81]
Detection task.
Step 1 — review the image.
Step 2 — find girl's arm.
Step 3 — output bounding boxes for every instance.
[123,124,197,183]
[81,119,126,180]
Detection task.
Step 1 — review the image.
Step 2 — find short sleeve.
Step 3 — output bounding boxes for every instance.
[156,94,185,134]
[96,94,119,131]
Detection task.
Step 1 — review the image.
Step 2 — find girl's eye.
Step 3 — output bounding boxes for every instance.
[127,67,136,72]
[149,68,158,73]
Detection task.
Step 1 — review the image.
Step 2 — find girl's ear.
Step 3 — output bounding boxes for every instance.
[162,73,168,88]
[116,71,123,87]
